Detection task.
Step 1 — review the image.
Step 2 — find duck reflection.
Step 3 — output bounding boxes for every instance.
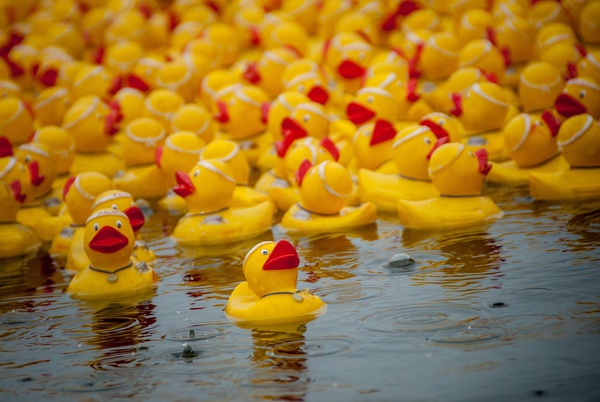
[404,228,504,293]
[248,323,309,401]
[565,208,600,252]
[297,233,361,282]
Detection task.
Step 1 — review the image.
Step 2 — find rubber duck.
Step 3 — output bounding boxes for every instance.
[346,85,398,127]
[170,104,216,144]
[242,47,298,98]
[0,96,35,145]
[422,66,489,115]
[143,88,186,130]
[529,0,574,30]
[281,58,344,109]
[200,139,272,209]
[225,239,326,326]
[260,18,309,57]
[229,3,265,50]
[266,92,311,142]
[0,148,40,258]
[519,62,565,114]
[458,39,506,85]
[112,117,169,199]
[333,9,381,46]
[280,160,376,233]
[91,190,155,263]
[154,57,199,103]
[349,120,398,174]
[494,16,536,65]
[533,22,578,59]
[419,112,464,143]
[457,9,494,45]
[358,122,449,212]
[110,87,146,128]
[63,95,124,178]
[578,1,600,47]
[554,77,600,121]
[33,86,72,127]
[577,50,600,84]
[419,31,461,81]
[60,172,114,270]
[281,101,330,140]
[397,142,503,229]
[488,112,570,186]
[170,159,273,246]
[315,0,353,40]
[324,32,374,94]
[102,40,149,96]
[530,114,600,200]
[66,209,158,299]
[200,23,241,67]
[70,64,114,100]
[198,69,241,111]
[281,0,319,35]
[104,10,149,48]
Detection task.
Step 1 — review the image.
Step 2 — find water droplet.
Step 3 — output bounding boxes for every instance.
[189,330,195,339]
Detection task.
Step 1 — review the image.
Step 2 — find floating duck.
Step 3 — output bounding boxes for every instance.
[33,86,73,127]
[281,101,330,141]
[397,142,503,229]
[348,119,398,174]
[358,122,449,212]
[530,114,600,200]
[419,31,461,81]
[170,159,273,246]
[280,160,376,233]
[200,139,272,209]
[112,117,169,199]
[346,84,399,126]
[143,88,186,130]
[260,18,308,57]
[109,87,146,129]
[0,153,40,259]
[70,64,114,100]
[578,1,600,47]
[103,40,149,96]
[324,32,374,94]
[488,112,570,186]
[458,39,507,86]
[577,50,600,84]
[281,59,337,107]
[242,47,298,98]
[67,209,158,299]
[518,62,565,114]
[225,239,326,326]
[494,16,536,66]
[59,172,114,269]
[0,96,35,145]
[91,190,155,263]
[170,104,216,144]
[63,95,124,178]
[554,77,600,121]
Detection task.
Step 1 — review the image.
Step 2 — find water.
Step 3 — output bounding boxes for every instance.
[1,185,599,401]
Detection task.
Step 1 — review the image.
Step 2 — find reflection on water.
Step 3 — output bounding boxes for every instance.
[1,192,600,401]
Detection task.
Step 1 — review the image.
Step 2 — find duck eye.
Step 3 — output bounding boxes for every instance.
[193,170,200,177]
[93,223,99,231]
[579,90,586,99]
[298,84,305,92]
[358,53,365,61]
[24,155,31,163]
[424,137,431,144]
[303,114,310,123]
[111,203,118,210]
[437,120,444,126]
[367,96,374,104]
[261,249,268,255]
[468,151,475,157]
[116,220,122,228]
[534,120,542,126]
[364,130,371,136]
[229,99,236,106]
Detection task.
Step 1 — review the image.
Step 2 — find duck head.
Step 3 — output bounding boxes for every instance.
[503,113,560,167]
[267,92,310,141]
[122,117,166,167]
[92,190,145,235]
[557,113,600,167]
[213,85,270,139]
[518,62,564,113]
[156,131,205,188]
[63,172,114,225]
[84,209,135,271]
[392,123,450,180]
[347,86,397,126]
[352,119,397,170]
[200,139,249,185]
[243,239,300,298]
[16,142,56,200]
[555,77,600,120]
[0,152,33,208]
[31,126,75,176]
[282,102,330,140]
[298,160,353,215]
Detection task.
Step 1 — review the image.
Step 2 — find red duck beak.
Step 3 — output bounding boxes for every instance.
[155,145,163,168]
[420,119,450,139]
[215,100,229,123]
[261,102,270,124]
[39,68,58,87]
[450,93,462,116]
[370,119,396,146]
[28,161,45,186]
[124,205,145,232]
[89,225,129,253]
[263,239,300,271]
[307,85,329,105]
[406,78,420,102]
[249,26,261,45]
[338,59,365,79]
[104,100,123,136]
[426,135,450,160]
[275,129,300,158]
[295,158,312,186]
[173,171,195,198]
[127,74,149,92]
[243,62,261,84]
[475,148,492,175]
[0,136,12,157]
[281,117,308,139]
[9,180,26,203]
[541,110,560,137]
[347,101,376,125]
[320,137,339,161]
[108,75,124,95]
[555,93,586,118]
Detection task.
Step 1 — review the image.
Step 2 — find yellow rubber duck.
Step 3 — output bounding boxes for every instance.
[554,77,600,121]
[63,95,124,178]
[109,87,146,129]
[422,66,489,115]
[457,8,493,45]
[198,69,241,111]
[419,31,461,81]
[91,190,155,264]
[333,9,381,46]
[200,139,272,209]
[103,40,149,96]
[225,239,326,326]
[0,96,35,145]
[0,153,40,258]
[578,1,600,47]
[324,32,374,94]
[242,47,299,98]
[458,39,506,85]
[530,113,600,200]
[358,122,449,212]
[346,85,398,126]
[488,112,570,186]
[112,117,169,199]
[154,57,200,103]
[577,50,600,84]
[349,119,398,174]
[260,18,308,57]
[143,88,186,130]
[60,172,114,270]
[33,86,72,127]
[170,104,216,145]
[518,62,565,114]
[494,16,536,65]
[529,1,574,30]
[170,159,273,246]
[70,64,114,100]
[397,142,503,229]
[67,209,158,299]
[280,160,376,233]
[281,101,330,140]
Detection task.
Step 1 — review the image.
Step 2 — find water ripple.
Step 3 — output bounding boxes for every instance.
[162,322,227,342]
[319,284,390,305]
[426,325,505,349]
[48,373,130,393]
[266,336,352,359]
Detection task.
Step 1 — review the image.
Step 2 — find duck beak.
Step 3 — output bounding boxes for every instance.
[89,226,129,253]
[420,119,450,139]
[124,205,145,232]
[370,119,396,146]
[172,171,195,197]
[475,148,492,175]
[104,100,123,136]
[555,93,586,118]
[243,61,261,83]
[9,180,26,203]
[215,100,229,123]
[38,68,58,87]
[307,85,329,105]
[281,117,308,139]
[347,101,375,125]
[338,59,365,79]
[28,161,45,186]
[263,240,300,271]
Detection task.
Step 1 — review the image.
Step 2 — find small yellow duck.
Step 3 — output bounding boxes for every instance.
[577,50,600,84]
[0,96,35,145]
[242,47,299,98]
[143,88,186,130]
[280,160,376,233]
[170,159,273,246]
[33,86,73,127]
[397,142,503,229]
[530,113,600,200]
[170,104,216,144]
[110,87,146,129]
[488,112,570,186]
[324,32,374,94]
[554,77,600,121]
[225,239,326,326]
[281,101,330,140]
[67,209,158,299]
[348,119,398,174]
[518,62,565,114]
[346,85,398,126]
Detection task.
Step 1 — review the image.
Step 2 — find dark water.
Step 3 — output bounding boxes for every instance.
[1,185,599,401]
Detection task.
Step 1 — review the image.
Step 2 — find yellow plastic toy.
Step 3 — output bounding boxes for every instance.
[242,47,298,98]
[578,1,600,46]
[280,160,376,233]
[349,119,398,173]
[170,103,216,144]
[70,64,114,100]
[457,9,493,45]
[225,239,326,326]
[0,96,34,145]
[494,16,536,65]
[346,85,398,126]
[577,50,600,84]
[33,86,72,127]
[266,92,311,142]
[281,101,330,140]
[324,32,374,94]
[488,112,570,186]
[261,19,308,57]
[103,40,149,96]
[518,62,565,114]
[554,77,600,120]
[281,58,342,107]
[67,209,158,299]
[397,142,503,229]
[170,160,273,246]
[143,88,186,130]
[530,114,600,200]
[458,39,506,85]
[358,123,449,212]
[419,31,461,81]
[529,0,574,30]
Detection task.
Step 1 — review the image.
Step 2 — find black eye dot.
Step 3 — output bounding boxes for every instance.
[93,223,99,231]
[261,249,268,255]
[116,220,122,228]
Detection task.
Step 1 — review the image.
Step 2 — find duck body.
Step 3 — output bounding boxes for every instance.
[0,223,40,259]
[488,156,570,186]
[225,240,326,326]
[112,164,169,199]
[280,202,376,233]
[69,152,125,179]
